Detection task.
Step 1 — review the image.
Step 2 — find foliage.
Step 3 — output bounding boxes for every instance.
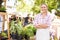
[10,20,36,36]
[15,21,23,35]
[1,32,8,38]
[18,0,22,1]
[31,5,40,14]
[50,36,58,40]
[23,27,34,37]
[16,0,35,12]
[57,0,60,11]
[16,0,59,14]
[54,36,58,40]
[47,0,57,11]
[55,9,60,17]
[10,20,36,37]
[31,0,58,13]
[23,24,36,37]
[0,6,6,12]
[16,0,25,12]
[10,20,23,35]
[57,0,60,7]
[25,24,36,34]
[10,21,16,34]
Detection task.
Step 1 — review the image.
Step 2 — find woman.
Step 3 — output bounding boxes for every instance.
[33,4,52,40]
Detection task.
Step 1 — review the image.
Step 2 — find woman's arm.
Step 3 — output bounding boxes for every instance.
[38,24,49,29]
[38,15,52,29]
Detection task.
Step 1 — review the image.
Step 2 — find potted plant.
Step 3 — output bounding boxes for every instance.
[10,20,23,40]
[25,24,36,35]
[10,19,36,40]
[23,24,36,40]
[1,32,8,40]
[15,20,23,40]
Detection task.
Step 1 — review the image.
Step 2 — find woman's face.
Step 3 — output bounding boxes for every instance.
[40,4,48,13]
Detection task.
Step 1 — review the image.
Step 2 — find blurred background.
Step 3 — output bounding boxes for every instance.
[0,0,60,40]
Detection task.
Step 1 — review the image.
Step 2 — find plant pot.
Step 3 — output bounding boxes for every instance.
[24,35,30,40]
[33,31,36,35]
[1,37,8,40]
[0,10,6,12]
[17,34,24,40]
[11,33,17,39]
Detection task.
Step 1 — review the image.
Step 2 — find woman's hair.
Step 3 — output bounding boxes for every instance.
[40,3,48,7]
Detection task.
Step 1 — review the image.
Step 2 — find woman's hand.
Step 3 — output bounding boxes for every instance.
[35,24,41,29]
[39,24,48,29]
[35,23,48,29]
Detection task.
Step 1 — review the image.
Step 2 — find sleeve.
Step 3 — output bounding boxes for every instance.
[47,15,52,27]
[33,15,38,26]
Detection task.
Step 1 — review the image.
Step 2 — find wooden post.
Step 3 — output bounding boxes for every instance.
[2,15,5,32]
[0,0,11,40]
[0,12,7,40]
[0,12,10,40]
[6,14,10,40]
[0,12,6,32]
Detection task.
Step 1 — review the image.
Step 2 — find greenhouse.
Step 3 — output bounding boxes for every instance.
[0,0,60,40]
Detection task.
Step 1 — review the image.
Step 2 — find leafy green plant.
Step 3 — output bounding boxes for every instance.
[24,24,36,37]
[23,27,34,37]
[10,20,36,37]
[15,21,23,35]
[10,21,17,34]
[0,6,6,12]
[1,32,8,38]
[10,20,23,35]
